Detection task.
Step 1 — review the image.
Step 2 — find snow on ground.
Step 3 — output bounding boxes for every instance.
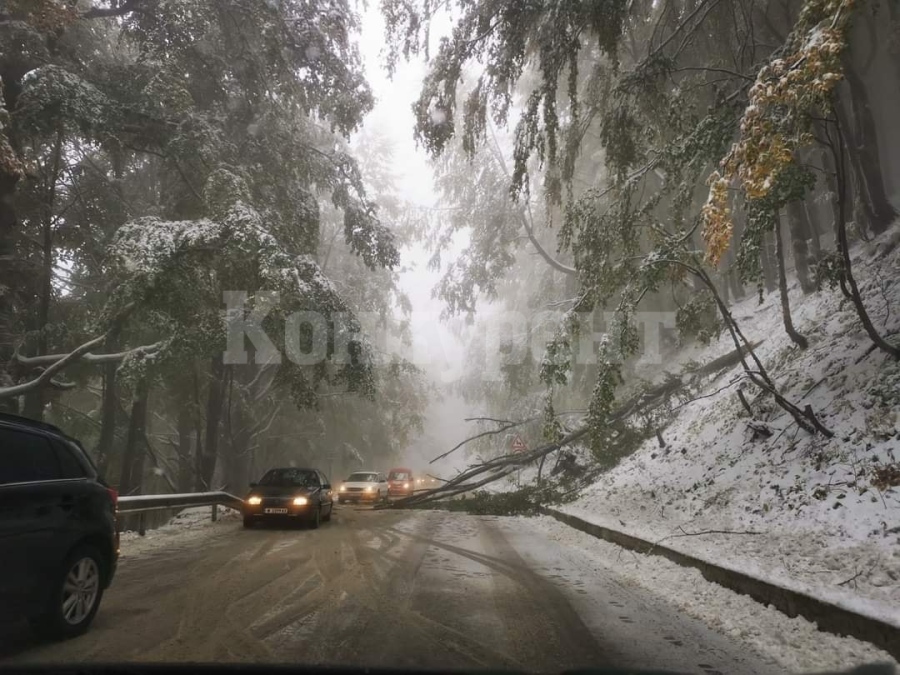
[517,515,898,673]
[118,506,241,558]
[565,226,900,627]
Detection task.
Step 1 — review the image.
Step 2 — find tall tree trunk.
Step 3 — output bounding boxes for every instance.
[775,216,808,349]
[198,355,225,490]
[177,405,193,492]
[191,365,204,488]
[806,201,823,264]
[760,231,778,293]
[95,357,119,477]
[834,100,875,237]
[728,209,746,300]
[815,131,844,250]
[224,404,252,492]
[22,128,64,420]
[831,120,900,359]
[720,270,730,305]
[119,379,150,495]
[0,71,23,414]
[786,200,816,295]
[838,67,897,235]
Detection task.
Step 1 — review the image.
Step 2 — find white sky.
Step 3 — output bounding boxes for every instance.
[352,5,468,376]
[350,6,484,465]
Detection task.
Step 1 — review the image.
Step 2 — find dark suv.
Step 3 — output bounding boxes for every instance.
[0,413,119,639]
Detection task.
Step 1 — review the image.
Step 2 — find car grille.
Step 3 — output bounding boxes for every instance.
[345,487,365,493]
[262,497,291,508]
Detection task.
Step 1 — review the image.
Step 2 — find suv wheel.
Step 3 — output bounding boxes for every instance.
[32,544,105,640]
[309,505,321,529]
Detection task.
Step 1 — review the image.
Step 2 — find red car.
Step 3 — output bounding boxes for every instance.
[387,468,414,497]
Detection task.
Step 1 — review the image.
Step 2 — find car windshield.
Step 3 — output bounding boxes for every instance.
[258,469,318,488]
[3,1,895,672]
[346,472,378,483]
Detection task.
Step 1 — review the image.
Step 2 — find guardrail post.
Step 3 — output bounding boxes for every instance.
[138,512,146,537]
[211,503,218,522]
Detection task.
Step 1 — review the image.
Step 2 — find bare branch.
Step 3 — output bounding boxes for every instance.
[463,416,517,425]
[0,334,108,399]
[429,417,534,464]
[16,342,163,368]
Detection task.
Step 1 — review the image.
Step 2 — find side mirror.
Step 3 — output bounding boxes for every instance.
[249,482,257,488]
[323,483,331,490]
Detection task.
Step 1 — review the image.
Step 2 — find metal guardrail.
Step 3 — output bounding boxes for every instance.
[117,491,244,536]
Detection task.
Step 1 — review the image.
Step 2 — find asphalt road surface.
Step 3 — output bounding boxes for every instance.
[0,508,780,673]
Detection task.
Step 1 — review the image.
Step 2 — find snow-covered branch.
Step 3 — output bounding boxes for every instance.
[15,342,164,368]
[0,333,109,400]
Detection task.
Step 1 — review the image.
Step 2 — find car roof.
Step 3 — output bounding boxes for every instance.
[264,467,320,472]
[389,467,412,472]
[0,411,70,440]
[0,412,97,471]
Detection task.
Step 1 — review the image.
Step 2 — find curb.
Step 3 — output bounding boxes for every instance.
[540,506,900,662]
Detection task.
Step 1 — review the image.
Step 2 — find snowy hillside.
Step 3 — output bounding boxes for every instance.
[564,226,900,626]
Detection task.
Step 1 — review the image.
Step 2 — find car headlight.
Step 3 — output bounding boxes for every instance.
[339,485,346,492]
[293,496,308,506]
[247,496,262,505]
[403,482,409,489]
[365,486,373,493]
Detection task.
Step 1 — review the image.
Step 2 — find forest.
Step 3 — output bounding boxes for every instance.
[1,0,898,504]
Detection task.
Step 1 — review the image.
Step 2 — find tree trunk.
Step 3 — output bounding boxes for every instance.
[696,267,830,436]
[0,71,23,413]
[224,409,252,493]
[222,364,257,493]
[177,405,193,492]
[728,209,746,300]
[21,128,64,419]
[806,201,823,264]
[191,366,204,489]
[198,355,225,490]
[775,216,809,349]
[815,134,843,251]
[760,231,778,293]
[831,120,900,359]
[838,66,897,235]
[786,200,816,294]
[119,379,150,495]
[95,357,119,477]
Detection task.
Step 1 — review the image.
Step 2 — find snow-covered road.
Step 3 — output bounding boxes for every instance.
[1,508,895,672]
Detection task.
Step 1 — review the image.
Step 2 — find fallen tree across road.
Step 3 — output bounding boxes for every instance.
[381,341,769,510]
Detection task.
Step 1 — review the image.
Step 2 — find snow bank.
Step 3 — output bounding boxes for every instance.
[567,226,900,628]
[119,506,240,558]
[521,515,897,672]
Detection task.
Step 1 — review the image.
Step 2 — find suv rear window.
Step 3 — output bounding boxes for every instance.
[54,441,87,479]
[0,428,62,485]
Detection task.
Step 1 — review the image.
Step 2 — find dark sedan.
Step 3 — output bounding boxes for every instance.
[242,467,334,529]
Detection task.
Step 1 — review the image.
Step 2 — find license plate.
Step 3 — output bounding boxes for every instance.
[264,508,288,514]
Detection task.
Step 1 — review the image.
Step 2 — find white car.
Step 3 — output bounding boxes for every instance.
[337,471,388,504]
